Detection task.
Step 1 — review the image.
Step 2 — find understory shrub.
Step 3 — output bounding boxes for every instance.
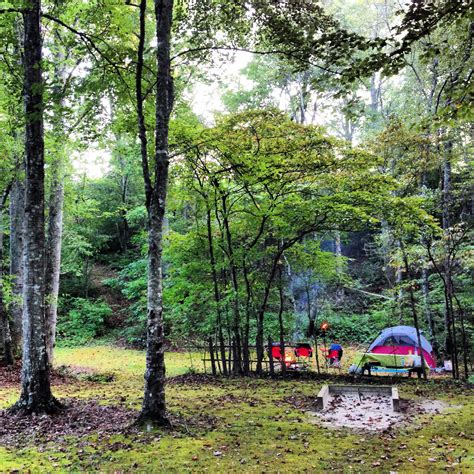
[57,297,113,346]
[323,313,385,344]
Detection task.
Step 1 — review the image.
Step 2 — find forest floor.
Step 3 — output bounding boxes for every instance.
[0,346,473,472]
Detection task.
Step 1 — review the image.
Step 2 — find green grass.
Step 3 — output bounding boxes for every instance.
[54,345,204,378]
[1,346,473,472]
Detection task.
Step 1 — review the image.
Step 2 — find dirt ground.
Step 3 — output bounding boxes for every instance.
[309,392,446,431]
[1,347,473,472]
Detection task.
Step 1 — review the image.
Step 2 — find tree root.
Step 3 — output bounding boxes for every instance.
[8,395,64,416]
[134,411,172,431]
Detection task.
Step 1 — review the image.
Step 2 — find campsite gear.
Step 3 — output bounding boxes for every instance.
[329,342,344,361]
[349,352,427,377]
[271,342,312,370]
[367,325,436,368]
[320,321,330,362]
[321,342,343,368]
[348,325,435,378]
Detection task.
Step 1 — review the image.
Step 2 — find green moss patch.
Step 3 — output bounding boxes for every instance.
[1,347,472,472]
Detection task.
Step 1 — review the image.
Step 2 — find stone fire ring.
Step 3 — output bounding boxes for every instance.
[316,384,400,412]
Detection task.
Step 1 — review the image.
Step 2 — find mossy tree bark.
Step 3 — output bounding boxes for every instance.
[0,189,15,366]
[135,0,174,426]
[9,178,25,355]
[44,26,66,365]
[12,0,59,414]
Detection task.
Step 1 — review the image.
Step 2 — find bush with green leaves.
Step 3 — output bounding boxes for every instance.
[322,312,386,345]
[57,297,113,346]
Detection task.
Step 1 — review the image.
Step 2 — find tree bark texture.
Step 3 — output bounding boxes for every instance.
[9,178,25,355]
[14,0,58,413]
[44,164,64,363]
[277,267,286,375]
[220,193,243,374]
[44,35,66,364]
[421,266,439,362]
[0,208,15,365]
[138,0,174,426]
[205,203,227,375]
[334,232,344,305]
[400,242,427,379]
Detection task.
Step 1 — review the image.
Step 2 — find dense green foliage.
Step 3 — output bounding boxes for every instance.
[0,0,471,378]
[57,298,112,347]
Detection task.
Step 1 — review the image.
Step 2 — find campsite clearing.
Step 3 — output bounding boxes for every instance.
[1,346,473,472]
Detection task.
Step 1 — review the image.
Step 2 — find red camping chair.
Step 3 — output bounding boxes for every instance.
[271,343,312,370]
[271,345,297,368]
[295,344,313,358]
[322,348,341,368]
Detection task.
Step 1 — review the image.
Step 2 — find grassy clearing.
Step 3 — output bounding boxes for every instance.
[1,346,473,472]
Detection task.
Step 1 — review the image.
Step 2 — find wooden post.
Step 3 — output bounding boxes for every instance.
[313,334,320,374]
[232,337,238,375]
[268,337,274,376]
[208,338,217,376]
[215,338,223,375]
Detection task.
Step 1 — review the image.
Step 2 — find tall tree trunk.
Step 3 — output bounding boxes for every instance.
[277,266,286,375]
[442,142,455,373]
[44,34,66,364]
[334,232,344,305]
[44,164,64,364]
[242,260,253,375]
[137,0,174,426]
[220,193,242,374]
[400,242,427,379]
[9,178,25,355]
[421,265,439,362]
[452,293,470,379]
[256,248,285,375]
[0,207,15,366]
[395,265,404,323]
[205,202,227,375]
[13,0,59,414]
[305,284,320,374]
[425,242,457,379]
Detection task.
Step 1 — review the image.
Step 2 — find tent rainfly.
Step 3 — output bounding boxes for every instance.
[368,325,436,368]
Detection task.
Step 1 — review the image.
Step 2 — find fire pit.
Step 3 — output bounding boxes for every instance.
[312,384,402,431]
[316,384,400,412]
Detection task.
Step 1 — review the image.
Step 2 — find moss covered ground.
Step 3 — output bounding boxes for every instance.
[1,346,473,472]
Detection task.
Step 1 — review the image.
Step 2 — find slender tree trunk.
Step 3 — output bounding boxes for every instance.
[400,242,427,379]
[421,266,439,362]
[221,193,243,374]
[138,0,174,426]
[205,203,227,375]
[441,143,459,378]
[256,249,285,375]
[334,232,344,305]
[9,178,25,355]
[0,208,15,366]
[442,144,454,363]
[453,293,470,379]
[13,0,59,414]
[395,262,404,323]
[44,0,67,367]
[277,267,286,375]
[305,284,320,374]
[255,231,316,374]
[44,166,64,364]
[425,242,457,378]
[242,260,253,375]
[447,277,459,379]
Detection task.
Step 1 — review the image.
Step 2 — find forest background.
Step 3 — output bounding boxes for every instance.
[0,0,472,383]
